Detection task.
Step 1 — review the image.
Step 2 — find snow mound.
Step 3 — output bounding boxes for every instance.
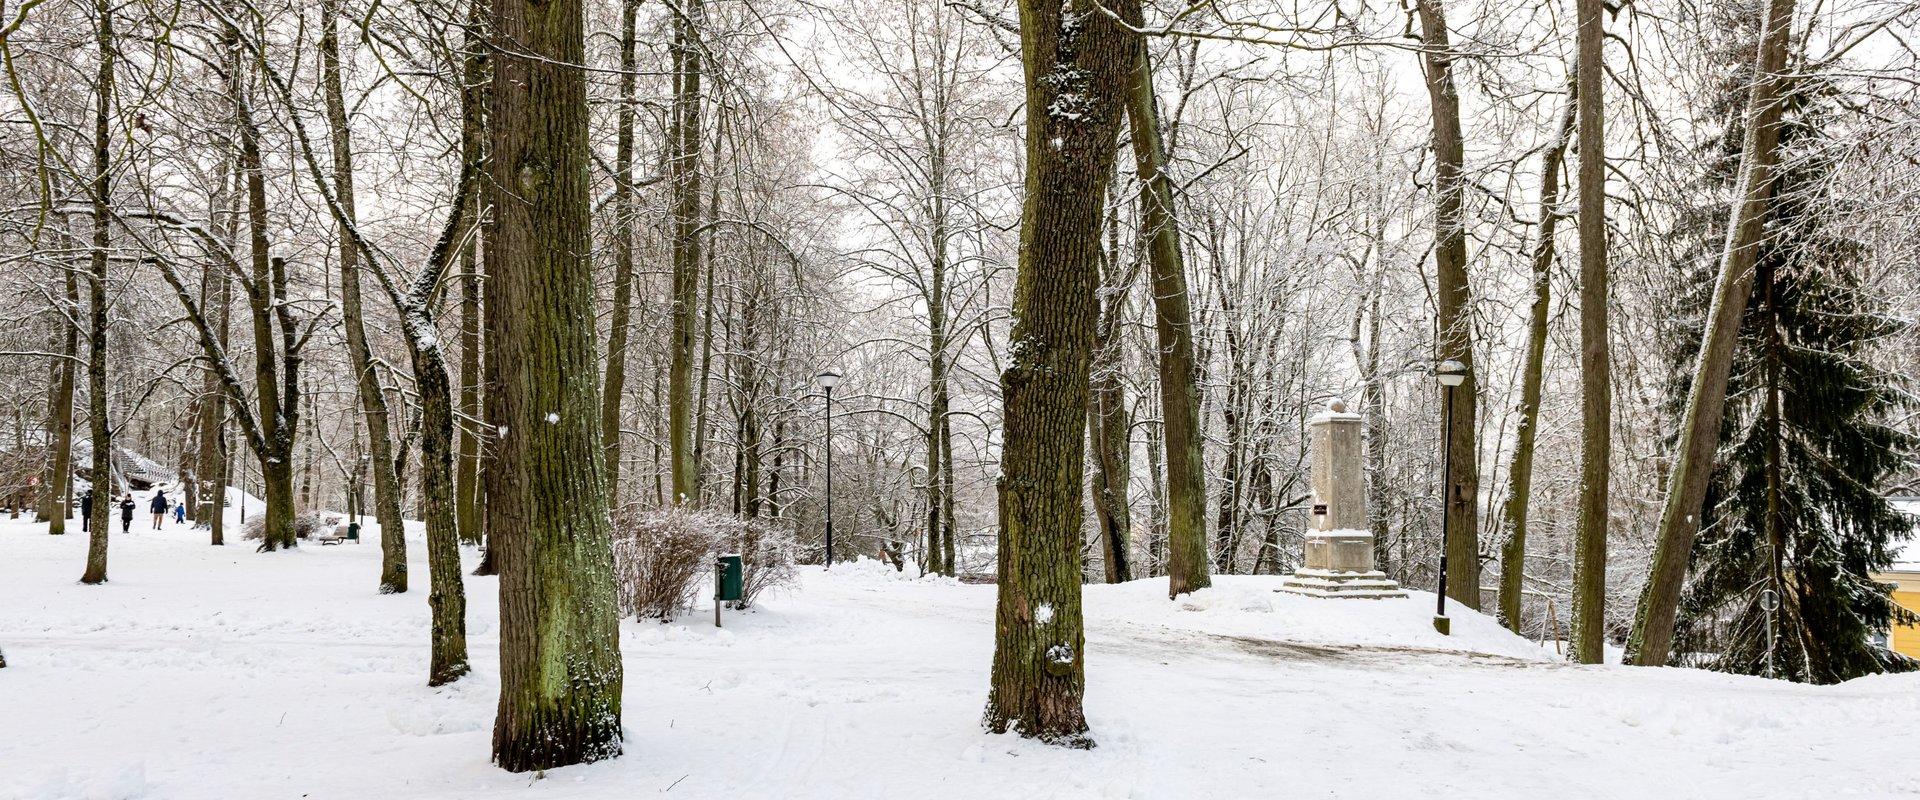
[1091,575,1548,661]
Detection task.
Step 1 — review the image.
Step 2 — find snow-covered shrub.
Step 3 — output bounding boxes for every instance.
[241,510,337,541]
[731,516,798,610]
[610,506,798,621]
[611,506,717,621]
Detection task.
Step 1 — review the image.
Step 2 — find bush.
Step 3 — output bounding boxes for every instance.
[610,506,798,621]
[241,510,338,541]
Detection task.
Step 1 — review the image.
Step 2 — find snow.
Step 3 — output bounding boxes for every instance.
[3,495,1918,799]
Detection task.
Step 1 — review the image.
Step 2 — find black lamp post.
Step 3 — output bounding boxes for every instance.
[1434,358,1468,635]
[816,367,842,567]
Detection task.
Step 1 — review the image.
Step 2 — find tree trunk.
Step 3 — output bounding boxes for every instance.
[486,0,624,768]
[1090,256,1133,584]
[80,0,115,585]
[1569,0,1611,665]
[666,0,704,505]
[925,169,951,576]
[45,255,78,535]
[983,0,1129,748]
[457,0,490,551]
[1498,77,1576,633]
[600,0,639,500]
[1627,0,1797,667]
[321,0,405,582]
[1120,11,1209,596]
[415,334,471,686]
[1415,0,1481,608]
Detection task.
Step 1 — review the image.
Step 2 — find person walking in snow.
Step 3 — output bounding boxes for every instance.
[119,494,136,533]
[173,501,185,525]
[150,491,168,530]
[80,489,93,532]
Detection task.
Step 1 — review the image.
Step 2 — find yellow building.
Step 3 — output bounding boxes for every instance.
[1873,495,1920,659]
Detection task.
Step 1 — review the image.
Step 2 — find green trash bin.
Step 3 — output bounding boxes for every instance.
[715,554,743,627]
[346,522,361,543]
[716,554,744,603]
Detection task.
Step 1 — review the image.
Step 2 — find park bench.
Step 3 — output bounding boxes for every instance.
[315,522,360,546]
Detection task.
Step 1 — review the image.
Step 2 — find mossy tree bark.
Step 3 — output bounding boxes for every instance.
[983,0,1130,748]
[1118,5,1209,596]
[486,0,624,769]
[1570,0,1612,665]
[1628,0,1798,667]
[1415,0,1481,608]
[1498,76,1575,633]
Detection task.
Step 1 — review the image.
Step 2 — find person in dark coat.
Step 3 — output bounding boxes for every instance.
[149,491,168,530]
[119,494,136,533]
[80,489,94,532]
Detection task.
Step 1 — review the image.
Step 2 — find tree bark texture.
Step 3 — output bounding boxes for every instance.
[1570,0,1612,665]
[80,0,115,585]
[666,0,704,505]
[1628,0,1798,667]
[1119,6,1209,596]
[1415,0,1481,608]
[486,0,624,768]
[457,0,491,547]
[983,0,1131,748]
[600,0,639,499]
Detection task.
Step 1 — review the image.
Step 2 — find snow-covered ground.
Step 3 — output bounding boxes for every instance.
[3,496,1917,800]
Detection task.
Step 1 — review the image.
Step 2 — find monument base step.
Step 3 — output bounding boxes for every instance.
[1276,569,1407,599]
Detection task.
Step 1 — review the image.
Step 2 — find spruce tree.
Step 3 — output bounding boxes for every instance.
[1670,12,1918,683]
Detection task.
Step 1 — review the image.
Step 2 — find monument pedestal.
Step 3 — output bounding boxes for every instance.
[1277,532,1406,598]
[1275,402,1405,599]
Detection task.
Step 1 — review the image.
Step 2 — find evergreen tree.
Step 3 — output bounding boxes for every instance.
[1670,12,1918,683]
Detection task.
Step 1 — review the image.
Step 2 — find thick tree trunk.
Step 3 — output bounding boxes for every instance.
[321,0,405,583]
[1415,0,1481,608]
[80,0,115,585]
[1498,78,1576,633]
[983,0,1129,748]
[1627,0,1797,667]
[1120,12,1209,596]
[666,0,704,505]
[1570,0,1611,665]
[600,0,639,499]
[486,0,624,769]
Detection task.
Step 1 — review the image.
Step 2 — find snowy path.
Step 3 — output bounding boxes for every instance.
[3,512,1916,800]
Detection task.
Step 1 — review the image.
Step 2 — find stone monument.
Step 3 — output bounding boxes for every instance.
[1278,400,1405,598]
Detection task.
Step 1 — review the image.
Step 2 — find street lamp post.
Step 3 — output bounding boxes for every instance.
[1434,359,1468,635]
[816,368,842,568]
